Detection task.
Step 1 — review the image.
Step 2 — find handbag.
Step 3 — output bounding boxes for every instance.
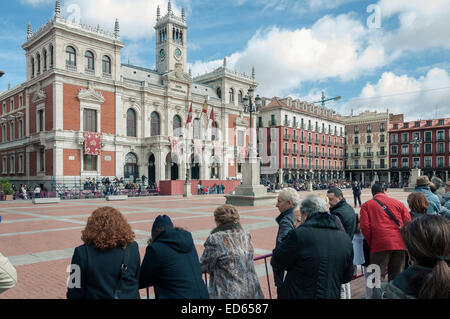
[373,198,401,227]
[114,244,131,299]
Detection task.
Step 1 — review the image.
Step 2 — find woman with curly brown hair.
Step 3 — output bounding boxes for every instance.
[67,207,140,299]
[200,205,263,299]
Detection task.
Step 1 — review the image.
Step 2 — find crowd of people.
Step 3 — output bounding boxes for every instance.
[1,177,449,300]
[261,178,353,192]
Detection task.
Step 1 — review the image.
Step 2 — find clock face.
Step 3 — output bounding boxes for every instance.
[159,49,165,61]
[175,48,182,59]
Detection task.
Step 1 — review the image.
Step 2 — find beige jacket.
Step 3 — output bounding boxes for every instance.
[0,253,17,294]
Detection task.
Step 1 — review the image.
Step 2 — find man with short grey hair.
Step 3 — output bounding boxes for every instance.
[271,187,299,297]
[272,195,354,299]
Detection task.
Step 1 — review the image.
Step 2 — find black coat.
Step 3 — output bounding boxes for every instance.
[352,184,361,196]
[272,213,354,299]
[139,228,209,299]
[329,198,357,240]
[67,241,141,299]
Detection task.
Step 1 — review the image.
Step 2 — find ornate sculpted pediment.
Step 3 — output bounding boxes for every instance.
[77,81,105,104]
[235,114,249,127]
[32,86,47,105]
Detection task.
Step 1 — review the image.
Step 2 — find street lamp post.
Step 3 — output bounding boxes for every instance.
[410,136,423,169]
[406,136,423,191]
[306,152,314,192]
[242,86,262,160]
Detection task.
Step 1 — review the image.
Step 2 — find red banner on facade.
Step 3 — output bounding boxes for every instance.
[84,132,102,155]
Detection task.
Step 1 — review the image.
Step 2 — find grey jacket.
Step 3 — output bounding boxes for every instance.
[271,207,295,287]
[0,253,17,295]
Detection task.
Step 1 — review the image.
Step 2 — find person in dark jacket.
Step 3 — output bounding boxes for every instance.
[272,195,354,299]
[270,187,299,297]
[327,187,357,298]
[139,215,208,299]
[327,187,357,239]
[67,207,140,299]
[352,181,362,208]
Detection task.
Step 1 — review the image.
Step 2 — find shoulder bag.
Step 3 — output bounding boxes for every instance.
[114,244,132,299]
[373,197,401,227]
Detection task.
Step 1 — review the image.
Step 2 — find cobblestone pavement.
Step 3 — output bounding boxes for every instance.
[0,188,410,299]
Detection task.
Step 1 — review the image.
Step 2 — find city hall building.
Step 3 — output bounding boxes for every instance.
[0,2,258,189]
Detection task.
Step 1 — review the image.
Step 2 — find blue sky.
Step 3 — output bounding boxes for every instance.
[1,0,450,121]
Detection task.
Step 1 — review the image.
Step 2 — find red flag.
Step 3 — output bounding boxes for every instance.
[186,102,193,125]
[209,107,215,127]
[84,132,102,155]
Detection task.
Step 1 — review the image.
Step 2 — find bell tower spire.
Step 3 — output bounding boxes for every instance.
[54,0,61,19]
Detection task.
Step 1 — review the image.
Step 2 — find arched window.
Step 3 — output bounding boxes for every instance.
[102,55,111,74]
[126,109,136,137]
[43,49,47,71]
[49,45,54,68]
[66,46,76,66]
[31,57,35,77]
[124,153,138,179]
[193,118,201,139]
[238,90,243,103]
[36,53,41,74]
[173,115,182,137]
[151,112,160,136]
[85,51,94,71]
[229,88,234,103]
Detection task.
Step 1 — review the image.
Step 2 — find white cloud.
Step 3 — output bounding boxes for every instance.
[344,68,450,121]
[60,0,184,40]
[377,0,450,50]
[20,0,53,6]
[190,13,390,98]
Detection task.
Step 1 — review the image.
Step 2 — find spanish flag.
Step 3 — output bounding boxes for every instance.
[186,102,193,125]
[202,99,208,116]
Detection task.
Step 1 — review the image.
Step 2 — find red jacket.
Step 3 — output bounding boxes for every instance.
[360,193,411,253]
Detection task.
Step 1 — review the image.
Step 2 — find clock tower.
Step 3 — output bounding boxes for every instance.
[155,1,188,75]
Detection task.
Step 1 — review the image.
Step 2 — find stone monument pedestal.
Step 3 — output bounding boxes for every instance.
[183,183,192,197]
[404,168,421,192]
[225,158,277,206]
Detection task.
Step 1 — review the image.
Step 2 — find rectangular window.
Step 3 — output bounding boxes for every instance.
[38,110,44,132]
[39,149,45,172]
[84,155,98,171]
[83,109,97,132]
[10,155,15,173]
[19,96,23,108]
[391,158,398,168]
[391,145,398,155]
[10,100,14,111]
[284,157,288,168]
[424,157,432,168]
[367,135,372,144]
[354,136,359,144]
[18,120,23,139]
[401,144,409,155]
[437,157,444,168]
[401,133,409,143]
[1,125,6,142]
[437,130,444,141]
[380,134,385,142]
[9,122,14,141]
[2,156,7,174]
[390,134,398,143]
[402,158,409,168]
[424,131,432,142]
[424,143,432,154]
[437,143,444,153]
[18,154,24,173]
[2,102,6,114]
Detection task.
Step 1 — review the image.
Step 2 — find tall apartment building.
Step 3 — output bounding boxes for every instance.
[342,110,404,184]
[0,1,257,188]
[389,118,450,184]
[257,97,345,184]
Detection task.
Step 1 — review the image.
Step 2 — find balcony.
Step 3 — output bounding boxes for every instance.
[283,134,290,141]
[363,152,374,157]
[300,150,305,156]
[268,120,277,126]
[314,139,320,145]
[85,68,95,76]
[284,120,290,127]
[292,149,298,155]
[351,153,361,158]
[102,73,112,80]
[436,148,445,154]
[65,64,77,72]
[375,164,387,169]
[376,151,387,157]
[292,121,298,128]
[283,148,291,155]
[401,151,409,156]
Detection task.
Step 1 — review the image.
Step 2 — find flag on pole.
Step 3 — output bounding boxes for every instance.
[186,102,193,125]
[209,106,215,127]
[202,99,208,116]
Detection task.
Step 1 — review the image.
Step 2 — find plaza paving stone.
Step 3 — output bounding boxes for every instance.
[0,188,410,299]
